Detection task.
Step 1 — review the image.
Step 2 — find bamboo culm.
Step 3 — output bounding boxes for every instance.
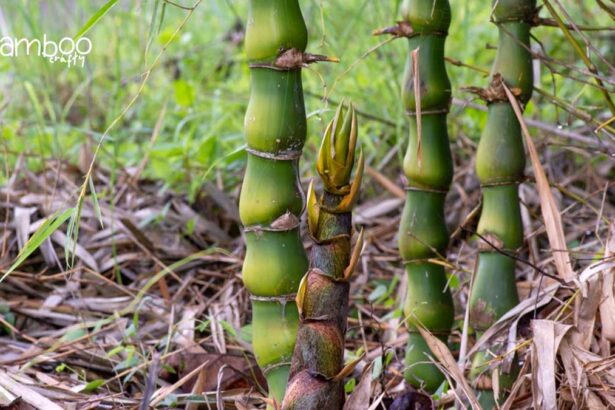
[282,102,364,410]
[377,0,454,392]
[468,0,535,407]
[240,1,310,407]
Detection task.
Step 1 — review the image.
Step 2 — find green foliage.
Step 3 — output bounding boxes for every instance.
[0,0,609,197]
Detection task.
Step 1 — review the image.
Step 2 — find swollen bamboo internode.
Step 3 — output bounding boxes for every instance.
[376,0,454,392]
[468,0,535,407]
[282,102,364,410]
[240,1,312,407]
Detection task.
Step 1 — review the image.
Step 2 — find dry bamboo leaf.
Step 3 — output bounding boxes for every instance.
[559,338,606,408]
[0,383,17,406]
[470,283,559,357]
[171,200,231,242]
[14,207,35,251]
[558,338,583,408]
[150,359,210,407]
[139,353,161,410]
[503,84,575,283]
[174,306,202,352]
[51,230,99,271]
[367,392,386,410]
[209,304,227,354]
[571,275,601,350]
[216,364,228,410]
[42,271,81,309]
[597,391,615,408]
[600,222,615,342]
[203,182,241,222]
[355,198,403,224]
[343,362,373,410]
[0,371,63,410]
[333,354,364,381]
[39,237,59,267]
[416,326,481,410]
[501,360,531,410]
[531,320,572,410]
[365,165,405,200]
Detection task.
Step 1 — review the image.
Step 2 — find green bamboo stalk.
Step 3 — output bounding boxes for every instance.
[240,1,322,407]
[282,102,364,410]
[376,0,454,392]
[468,0,535,407]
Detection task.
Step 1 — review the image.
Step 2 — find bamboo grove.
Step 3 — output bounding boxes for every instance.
[375,0,455,392]
[468,0,535,406]
[283,102,363,409]
[235,0,567,408]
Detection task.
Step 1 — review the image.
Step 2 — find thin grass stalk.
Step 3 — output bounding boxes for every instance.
[467,0,536,407]
[282,102,364,410]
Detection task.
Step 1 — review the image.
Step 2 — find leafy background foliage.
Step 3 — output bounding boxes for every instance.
[1,0,610,200]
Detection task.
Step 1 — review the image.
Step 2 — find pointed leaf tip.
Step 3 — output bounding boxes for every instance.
[295,272,309,317]
[306,180,320,236]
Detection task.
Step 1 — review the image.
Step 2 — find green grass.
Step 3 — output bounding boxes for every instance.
[0,0,611,199]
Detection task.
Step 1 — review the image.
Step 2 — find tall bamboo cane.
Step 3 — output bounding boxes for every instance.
[240,1,331,406]
[376,0,454,392]
[467,0,535,407]
[282,102,364,410]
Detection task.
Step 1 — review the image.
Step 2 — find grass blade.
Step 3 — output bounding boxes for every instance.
[1,208,74,283]
[88,177,104,228]
[74,0,119,39]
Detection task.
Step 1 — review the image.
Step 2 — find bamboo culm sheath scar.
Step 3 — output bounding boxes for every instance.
[282,102,364,410]
[468,0,535,407]
[376,0,454,392]
[240,1,309,407]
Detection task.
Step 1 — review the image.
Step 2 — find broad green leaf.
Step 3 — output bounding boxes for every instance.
[82,379,105,393]
[384,349,395,366]
[368,284,387,302]
[196,319,211,333]
[344,377,356,393]
[61,327,86,342]
[220,320,237,338]
[173,80,195,107]
[371,356,383,380]
[114,356,139,371]
[107,346,125,357]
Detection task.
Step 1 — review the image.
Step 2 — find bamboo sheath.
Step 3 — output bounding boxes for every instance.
[468,0,535,407]
[282,103,363,410]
